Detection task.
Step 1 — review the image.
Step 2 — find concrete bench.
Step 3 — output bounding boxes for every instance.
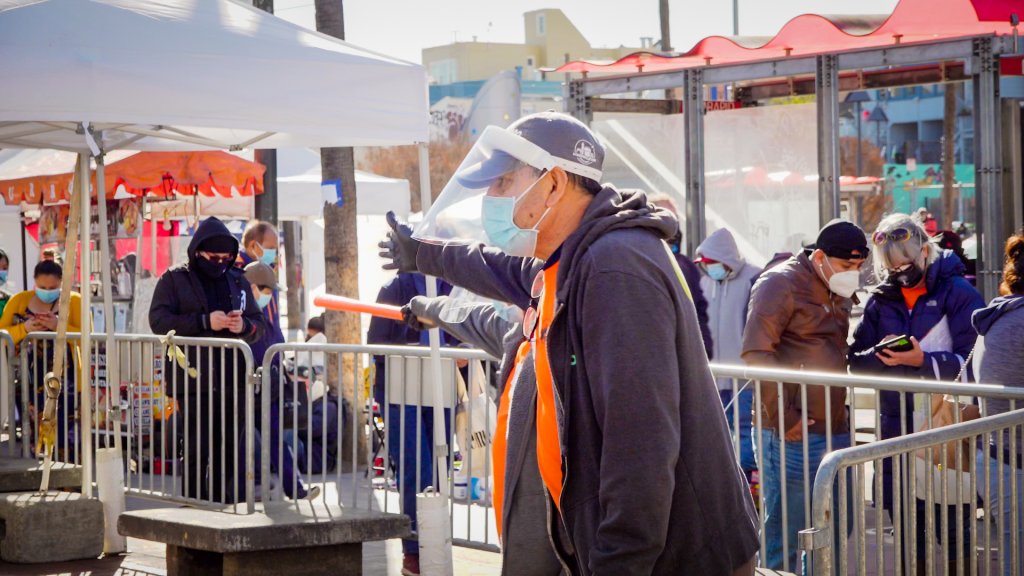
[118,501,410,576]
[0,458,81,493]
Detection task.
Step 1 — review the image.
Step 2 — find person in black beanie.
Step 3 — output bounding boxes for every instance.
[150,217,265,503]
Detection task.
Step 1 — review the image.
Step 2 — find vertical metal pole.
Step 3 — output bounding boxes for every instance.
[816,54,841,226]
[855,101,863,177]
[79,153,94,497]
[973,37,1003,301]
[1002,100,1022,246]
[683,68,706,255]
[564,79,593,125]
[419,143,454,575]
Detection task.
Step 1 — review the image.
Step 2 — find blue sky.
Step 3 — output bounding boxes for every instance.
[274,0,901,64]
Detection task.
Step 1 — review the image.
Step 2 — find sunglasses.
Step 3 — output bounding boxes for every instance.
[872,228,913,246]
[200,252,234,264]
[886,262,914,275]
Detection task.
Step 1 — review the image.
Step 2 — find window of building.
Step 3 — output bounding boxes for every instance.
[429,59,457,85]
[537,14,545,35]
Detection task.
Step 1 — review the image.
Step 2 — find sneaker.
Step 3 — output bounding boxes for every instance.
[302,486,322,501]
[401,553,420,576]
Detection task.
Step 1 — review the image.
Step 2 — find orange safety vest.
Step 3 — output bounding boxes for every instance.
[534,263,564,509]
[492,340,530,540]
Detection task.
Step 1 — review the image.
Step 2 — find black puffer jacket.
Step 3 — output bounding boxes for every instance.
[149,217,265,395]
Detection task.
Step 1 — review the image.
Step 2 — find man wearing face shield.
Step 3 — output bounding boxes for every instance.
[741,218,868,571]
[381,111,759,576]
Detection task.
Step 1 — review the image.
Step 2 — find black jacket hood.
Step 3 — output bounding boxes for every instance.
[187,217,239,268]
[557,187,677,298]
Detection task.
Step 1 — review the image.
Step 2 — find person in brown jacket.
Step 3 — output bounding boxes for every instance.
[741,218,868,572]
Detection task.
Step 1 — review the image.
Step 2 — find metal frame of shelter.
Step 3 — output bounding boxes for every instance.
[563,34,1024,300]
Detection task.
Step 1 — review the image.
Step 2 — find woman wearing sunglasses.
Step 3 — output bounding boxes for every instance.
[849,213,984,574]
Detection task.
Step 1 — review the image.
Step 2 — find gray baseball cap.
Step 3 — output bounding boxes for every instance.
[456,111,604,187]
[244,262,280,291]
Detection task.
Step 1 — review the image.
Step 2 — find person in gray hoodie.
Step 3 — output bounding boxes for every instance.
[971,231,1024,576]
[695,227,762,476]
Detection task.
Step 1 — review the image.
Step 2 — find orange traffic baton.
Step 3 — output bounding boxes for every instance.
[314,293,404,321]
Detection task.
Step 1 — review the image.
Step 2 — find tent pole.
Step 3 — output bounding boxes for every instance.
[150,207,157,277]
[79,154,93,498]
[19,214,28,290]
[134,197,145,309]
[94,157,126,552]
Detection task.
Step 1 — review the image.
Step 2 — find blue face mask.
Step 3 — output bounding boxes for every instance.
[36,288,60,304]
[256,293,272,310]
[480,194,550,258]
[705,263,729,281]
[258,245,277,267]
[0,271,8,284]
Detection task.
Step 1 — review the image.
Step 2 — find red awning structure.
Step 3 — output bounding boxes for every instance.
[553,0,1020,74]
[0,150,265,206]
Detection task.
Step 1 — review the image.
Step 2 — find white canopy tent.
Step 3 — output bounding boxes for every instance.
[0,0,428,151]
[0,0,436,520]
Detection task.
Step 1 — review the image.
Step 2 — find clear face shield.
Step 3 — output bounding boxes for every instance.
[413,126,558,258]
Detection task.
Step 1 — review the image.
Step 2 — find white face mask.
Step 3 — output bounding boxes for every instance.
[821,256,860,298]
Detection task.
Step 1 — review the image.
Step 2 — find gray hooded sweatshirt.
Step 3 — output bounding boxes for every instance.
[972,295,1024,455]
[696,228,762,390]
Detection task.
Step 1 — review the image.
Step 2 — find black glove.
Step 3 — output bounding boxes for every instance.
[400,304,427,332]
[401,295,442,331]
[377,211,421,273]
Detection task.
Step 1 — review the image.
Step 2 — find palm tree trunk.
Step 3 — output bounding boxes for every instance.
[314,0,365,465]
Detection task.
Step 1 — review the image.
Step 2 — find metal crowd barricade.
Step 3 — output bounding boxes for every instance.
[16,332,255,514]
[260,342,500,551]
[116,333,255,514]
[0,330,15,456]
[802,409,1024,576]
[711,363,1024,575]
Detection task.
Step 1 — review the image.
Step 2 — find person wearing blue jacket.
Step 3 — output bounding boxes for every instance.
[849,213,984,574]
[366,272,456,576]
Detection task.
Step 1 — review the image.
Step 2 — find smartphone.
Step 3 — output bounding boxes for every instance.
[875,335,914,354]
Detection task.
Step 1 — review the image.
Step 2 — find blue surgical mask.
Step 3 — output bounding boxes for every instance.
[705,263,729,281]
[0,271,8,284]
[259,245,277,267]
[35,288,60,304]
[480,195,550,257]
[256,293,272,310]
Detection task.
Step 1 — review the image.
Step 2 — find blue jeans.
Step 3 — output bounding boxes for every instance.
[979,450,1024,576]
[756,429,851,572]
[388,404,451,556]
[720,389,756,473]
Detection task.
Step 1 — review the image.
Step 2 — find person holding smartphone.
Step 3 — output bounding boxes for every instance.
[0,260,83,460]
[849,213,984,574]
[150,217,265,504]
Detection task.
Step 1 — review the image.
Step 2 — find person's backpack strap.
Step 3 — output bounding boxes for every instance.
[661,241,694,303]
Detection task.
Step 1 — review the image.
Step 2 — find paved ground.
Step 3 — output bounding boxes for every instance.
[0,493,502,576]
[0,536,502,576]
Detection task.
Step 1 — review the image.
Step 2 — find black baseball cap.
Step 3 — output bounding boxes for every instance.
[808,219,869,260]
